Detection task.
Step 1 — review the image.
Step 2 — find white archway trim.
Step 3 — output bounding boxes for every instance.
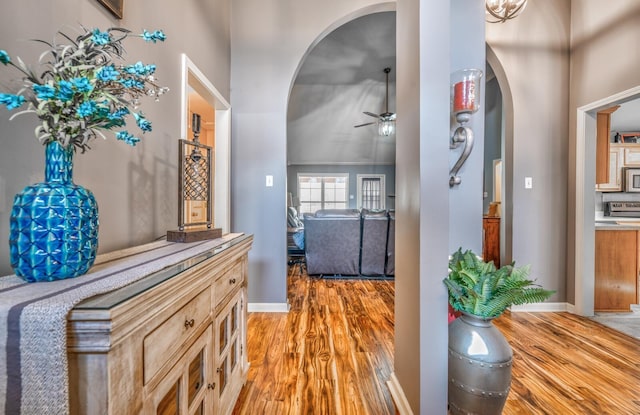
[485,45,514,265]
[180,54,231,233]
[387,373,414,415]
[575,85,640,316]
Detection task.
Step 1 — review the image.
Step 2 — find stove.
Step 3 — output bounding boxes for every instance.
[604,201,640,217]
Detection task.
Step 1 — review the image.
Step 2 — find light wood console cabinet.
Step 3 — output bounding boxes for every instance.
[67,235,253,415]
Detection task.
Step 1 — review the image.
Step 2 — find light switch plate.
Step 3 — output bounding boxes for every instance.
[525,177,533,189]
[266,175,273,187]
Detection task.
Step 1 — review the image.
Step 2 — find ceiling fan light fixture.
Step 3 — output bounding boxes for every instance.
[485,0,527,23]
[354,67,396,136]
[378,118,395,136]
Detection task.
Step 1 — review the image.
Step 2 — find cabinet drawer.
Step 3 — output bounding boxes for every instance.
[143,288,212,384]
[214,261,243,308]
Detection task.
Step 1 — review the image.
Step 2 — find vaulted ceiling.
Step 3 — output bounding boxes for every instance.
[287,11,396,166]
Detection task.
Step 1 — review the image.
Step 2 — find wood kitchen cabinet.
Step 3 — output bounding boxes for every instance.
[67,235,252,415]
[483,216,500,267]
[595,106,619,185]
[594,229,638,312]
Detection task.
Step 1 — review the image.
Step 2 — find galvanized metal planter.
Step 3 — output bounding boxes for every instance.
[448,312,513,414]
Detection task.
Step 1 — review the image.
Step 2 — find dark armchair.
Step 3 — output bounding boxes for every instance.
[303,209,361,276]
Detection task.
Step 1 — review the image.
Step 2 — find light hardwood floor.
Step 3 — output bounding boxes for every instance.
[233,267,640,414]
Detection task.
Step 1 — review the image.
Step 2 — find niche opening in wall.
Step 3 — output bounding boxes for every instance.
[180,54,231,233]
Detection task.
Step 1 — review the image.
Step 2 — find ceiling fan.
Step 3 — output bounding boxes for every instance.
[354,67,396,136]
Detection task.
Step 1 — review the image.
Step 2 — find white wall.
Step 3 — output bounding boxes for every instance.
[486,0,571,302]
[0,0,231,276]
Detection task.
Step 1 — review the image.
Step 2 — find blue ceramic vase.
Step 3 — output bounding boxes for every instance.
[9,141,99,282]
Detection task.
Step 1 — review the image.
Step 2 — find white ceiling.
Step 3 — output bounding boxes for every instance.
[287,11,396,165]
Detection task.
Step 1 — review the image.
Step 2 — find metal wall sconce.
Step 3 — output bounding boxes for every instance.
[167,113,221,242]
[449,69,483,187]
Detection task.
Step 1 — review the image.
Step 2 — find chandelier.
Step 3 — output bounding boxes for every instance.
[485,0,528,23]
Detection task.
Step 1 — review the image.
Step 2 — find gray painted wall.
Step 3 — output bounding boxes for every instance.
[486,0,571,302]
[230,0,396,303]
[231,0,485,411]
[286,164,396,210]
[567,0,640,305]
[0,0,231,276]
[393,0,485,411]
[611,98,640,134]
[288,83,397,165]
[448,2,486,256]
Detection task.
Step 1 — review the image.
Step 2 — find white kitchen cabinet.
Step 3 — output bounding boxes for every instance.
[623,145,640,166]
[596,145,622,191]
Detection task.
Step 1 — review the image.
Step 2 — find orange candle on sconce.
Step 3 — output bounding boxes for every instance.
[453,80,476,114]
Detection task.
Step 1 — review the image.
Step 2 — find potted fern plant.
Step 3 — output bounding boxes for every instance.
[443,248,554,415]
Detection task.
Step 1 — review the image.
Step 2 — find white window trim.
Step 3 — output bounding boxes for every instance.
[356,174,386,210]
[297,173,350,213]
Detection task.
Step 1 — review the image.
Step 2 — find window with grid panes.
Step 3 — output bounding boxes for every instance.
[297,174,349,215]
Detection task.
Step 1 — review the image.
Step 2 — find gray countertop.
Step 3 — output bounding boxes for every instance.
[595,218,640,230]
[595,212,640,230]
[595,223,640,230]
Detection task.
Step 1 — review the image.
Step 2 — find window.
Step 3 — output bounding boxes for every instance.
[297,173,349,215]
[357,174,385,210]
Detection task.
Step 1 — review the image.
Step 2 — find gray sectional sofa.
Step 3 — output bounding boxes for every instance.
[303,208,395,277]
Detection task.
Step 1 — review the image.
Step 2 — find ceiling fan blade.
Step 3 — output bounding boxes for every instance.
[354,122,376,128]
[363,111,382,119]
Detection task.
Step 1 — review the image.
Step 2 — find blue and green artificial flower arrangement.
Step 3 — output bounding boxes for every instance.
[0,26,168,152]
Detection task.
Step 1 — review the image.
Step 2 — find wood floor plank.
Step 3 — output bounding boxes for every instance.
[234,270,396,414]
[234,268,640,414]
[495,311,640,414]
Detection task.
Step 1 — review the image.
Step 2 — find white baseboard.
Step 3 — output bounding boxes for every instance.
[247,302,290,313]
[387,372,413,415]
[510,302,569,312]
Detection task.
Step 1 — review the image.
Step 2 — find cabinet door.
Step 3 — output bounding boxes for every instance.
[215,290,244,415]
[482,217,500,267]
[145,325,213,415]
[595,230,638,312]
[596,107,620,184]
[623,146,640,166]
[596,148,622,191]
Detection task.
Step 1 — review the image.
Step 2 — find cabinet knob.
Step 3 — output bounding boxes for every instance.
[207,383,216,390]
[229,278,236,285]
[216,367,223,373]
[184,318,195,328]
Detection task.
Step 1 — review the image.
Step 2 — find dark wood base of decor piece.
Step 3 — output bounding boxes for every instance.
[166,227,222,243]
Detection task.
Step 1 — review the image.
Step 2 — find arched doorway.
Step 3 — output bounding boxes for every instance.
[486,45,515,266]
[285,8,397,278]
